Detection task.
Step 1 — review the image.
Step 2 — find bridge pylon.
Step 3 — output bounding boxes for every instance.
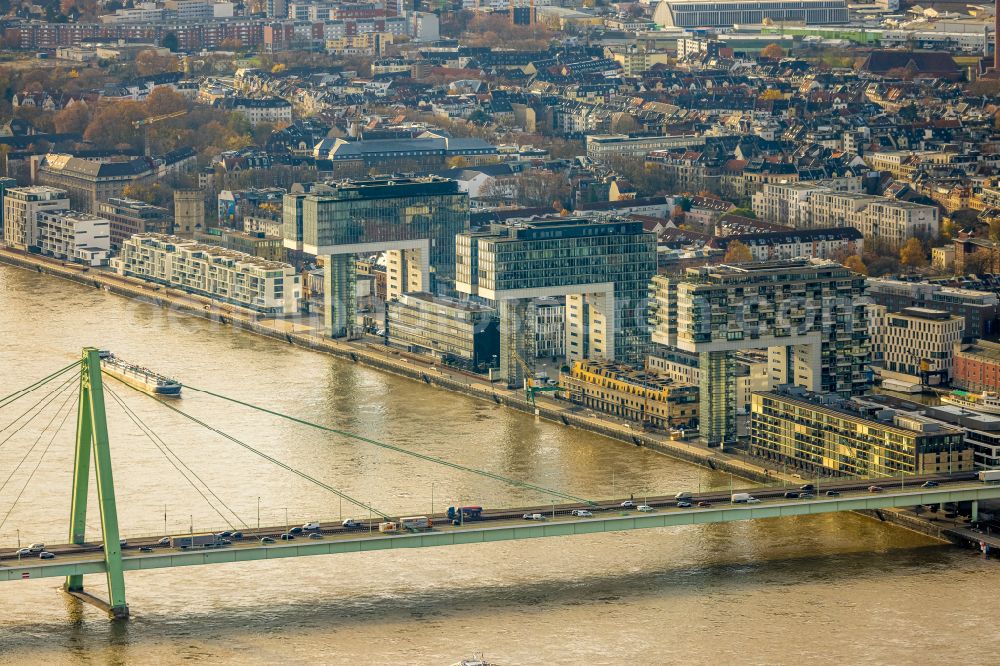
[64,347,129,620]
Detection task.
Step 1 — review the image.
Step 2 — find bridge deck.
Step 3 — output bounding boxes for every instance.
[3,481,998,582]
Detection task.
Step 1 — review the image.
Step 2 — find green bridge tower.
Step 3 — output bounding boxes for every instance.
[65,347,129,620]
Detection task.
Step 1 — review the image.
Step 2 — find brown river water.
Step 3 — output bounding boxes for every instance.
[0,263,997,665]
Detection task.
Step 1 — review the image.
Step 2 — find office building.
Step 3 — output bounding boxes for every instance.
[530,297,566,360]
[386,292,499,367]
[35,210,110,266]
[751,387,970,477]
[2,186,69,250]
[560,360,699,430]
[113,233,300,314]
[584,134,705,161]
[313,134,497,177]
[650,259,869,446]
[869,306,964,386]
[284,177,469,337]
[923,404,1000,470]
[866,278,998,339]
[97,197,172,250]
[36,151,195,213]
[457,217,657,386]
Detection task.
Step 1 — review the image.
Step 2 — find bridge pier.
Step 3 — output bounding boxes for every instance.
[64,347,130,620]
[972,500,979,523]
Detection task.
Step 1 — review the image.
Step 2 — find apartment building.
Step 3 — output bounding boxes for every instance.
[649,259,870,446]
[35,210,110,266]
[870,306,964,385]
[708,227,864,262]
[386,292,499,367]
[2,186,70,250]
[214,97,293,126]
[750,386,970,477]
[113,233,300,313]
[559,360,699,430]
[754,185,939,249]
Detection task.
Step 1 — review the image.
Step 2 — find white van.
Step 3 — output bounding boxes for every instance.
[674,492,693,500]
[28,543,45,553]
[731,493,753,504]
[302,522,321,530]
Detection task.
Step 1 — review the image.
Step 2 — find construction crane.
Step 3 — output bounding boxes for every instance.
[133,110,187,157]
[512,350,561,405]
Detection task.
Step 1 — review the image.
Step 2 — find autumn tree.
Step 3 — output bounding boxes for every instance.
[760,43,785,59]
[899,237,928,268]
[144,87,190,116]
[83,101,145,149]
[965,249,993,275]
[842,254,868,276]
[724,240,754,263]
[136,50,179,77]
[53,101,91,134]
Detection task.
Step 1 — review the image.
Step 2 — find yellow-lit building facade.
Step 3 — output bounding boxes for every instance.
[751,390,972,477]
[560,360,698,429]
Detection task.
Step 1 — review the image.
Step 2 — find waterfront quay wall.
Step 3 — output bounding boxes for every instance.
[0,249,774,485]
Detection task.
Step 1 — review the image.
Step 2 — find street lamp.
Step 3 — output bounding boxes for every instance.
[257,497,261,530]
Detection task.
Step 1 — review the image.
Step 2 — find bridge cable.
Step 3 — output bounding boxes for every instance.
[184,385,598,507]
[0,372,80,452]
[112,379,390,520]
[105,384,251,534]
[0,392,78,533]
[0,380,77,505]
[0,360,81,412]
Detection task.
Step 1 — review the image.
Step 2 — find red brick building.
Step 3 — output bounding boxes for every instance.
[954,340,1000,392]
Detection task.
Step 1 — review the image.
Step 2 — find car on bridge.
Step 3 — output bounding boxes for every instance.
[260,537,275,544]
[784,491,800,499]
[15,548,30,557]
[139,546,154,553]
[825,491,841,497]
[676,502,692,508]
[620,500,636,509]
[697,501,711,507]
[39,551,54,559]
[342,519,363,529]
[302,522,320,531]
[157,537,170,546]
[869,485,884,493]
[280,533,295,540]
[522,513,545,520]
[638,504,654,512]
[922,481,939,488]
[571,509,593,517]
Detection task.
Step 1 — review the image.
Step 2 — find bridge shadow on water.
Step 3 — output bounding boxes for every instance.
[0,541,964,655]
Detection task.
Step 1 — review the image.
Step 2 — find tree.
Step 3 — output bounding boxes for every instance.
[136,50,179,76]
[83,101,145,149]
[729,207,756,219]
[965,249,993,275]
[53,101,90,134]
[724,240,754,263]
[161,31,179,52]
[144,86,189,116]
[760,43,785,59]
[899,237,928,268]
[842,254,868,276]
